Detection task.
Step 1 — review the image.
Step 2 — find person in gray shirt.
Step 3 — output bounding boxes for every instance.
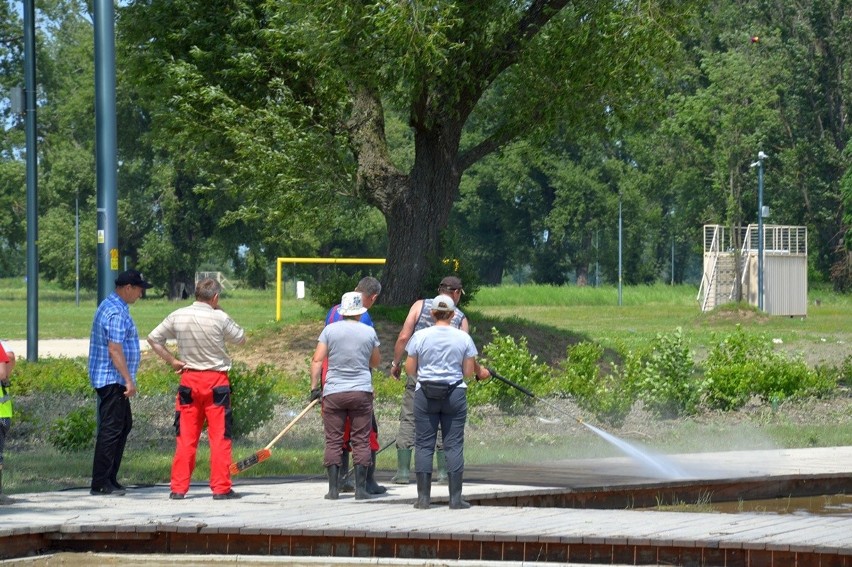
[310,291,381,500]
[405,294,478,510]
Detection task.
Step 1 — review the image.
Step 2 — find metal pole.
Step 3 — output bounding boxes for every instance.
[757,153,765,311]
[617,194,623,306]
[75,194,80,307]
[24,0,38,362]
[94,0,119,303]
[671,235,675,286]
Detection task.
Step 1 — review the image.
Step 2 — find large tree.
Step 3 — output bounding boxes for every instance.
[120,0,691,304]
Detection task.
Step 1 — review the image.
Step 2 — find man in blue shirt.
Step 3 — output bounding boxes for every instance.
[88,270,152,496]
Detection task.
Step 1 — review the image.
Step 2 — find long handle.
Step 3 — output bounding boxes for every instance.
[486,367,536,398]
[265,398,319,450]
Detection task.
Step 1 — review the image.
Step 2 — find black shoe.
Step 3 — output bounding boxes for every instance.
[90,485,125,496]
[111,481,126,491]
[212,490,241,500]
[169,492,186,500]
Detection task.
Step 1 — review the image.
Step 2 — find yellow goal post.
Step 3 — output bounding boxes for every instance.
[275,257,386,321]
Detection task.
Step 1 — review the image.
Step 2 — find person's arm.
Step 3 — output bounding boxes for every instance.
[369,346,381,369]
[462,356,476,380]
[5,350,15,375]
[107,341,137,397]
[309,342,328,400]
[0,344,9,385]
[403,353,417,379]
[391,300,422,379]
[147,338,186,372]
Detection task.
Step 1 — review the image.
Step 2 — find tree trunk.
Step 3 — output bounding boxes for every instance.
[346,85,463,306]
[382,131,460,305]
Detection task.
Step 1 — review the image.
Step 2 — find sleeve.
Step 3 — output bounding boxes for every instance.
[464,334,478,359]
[405,331,421,357]
[147,316,173,345]
[222,313,245,344]
[361,312,374,327]
[317,325,330,345]
[104,312,127,344]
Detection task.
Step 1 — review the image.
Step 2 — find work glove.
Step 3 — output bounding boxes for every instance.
[310,387,322,402]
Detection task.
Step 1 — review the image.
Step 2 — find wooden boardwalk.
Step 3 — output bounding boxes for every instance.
[3,447,852,566]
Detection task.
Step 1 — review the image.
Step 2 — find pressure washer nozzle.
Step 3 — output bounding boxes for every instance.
[575,417,584,424]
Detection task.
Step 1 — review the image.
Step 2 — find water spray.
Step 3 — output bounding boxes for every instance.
[485,368,689,480]
[486,367,585,424]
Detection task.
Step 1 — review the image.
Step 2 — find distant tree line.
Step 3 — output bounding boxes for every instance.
[0,0,849,301]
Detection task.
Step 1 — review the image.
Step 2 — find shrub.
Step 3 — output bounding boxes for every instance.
[309,269,364,311]
[472,329,552,411]
[558,342,633,428]
[229,362,284,438]
[49,406,96,453]
[626,328,700,418]
[700,326,836,410]
[14,358,89,395]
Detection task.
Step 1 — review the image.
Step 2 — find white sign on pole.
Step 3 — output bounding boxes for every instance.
[296,280,305,299]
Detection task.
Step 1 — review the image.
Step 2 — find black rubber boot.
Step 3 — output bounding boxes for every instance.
[366,450,387,494]
[448,471,470,509]
[435,449,448,484]
[392,448,412,484]
[354,464,371,500]
[339,450,355,493]
[325,465,340,500]
[413,472,431,509]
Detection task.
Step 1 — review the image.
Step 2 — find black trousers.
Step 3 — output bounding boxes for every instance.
[91,383,133,489]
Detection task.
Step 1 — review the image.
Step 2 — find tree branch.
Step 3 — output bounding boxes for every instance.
[476,0,571,87]
[345,83,408,213]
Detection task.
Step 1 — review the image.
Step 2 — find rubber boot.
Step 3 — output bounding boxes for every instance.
[366,450,387,494]
[413,472,431,509]
[435,449,448,484]
[0,466,8,505]
[325,465,340,500]
[392,448,412,484]
[339,450,355,493]
[448,471,470,509]
[354,464,371,500]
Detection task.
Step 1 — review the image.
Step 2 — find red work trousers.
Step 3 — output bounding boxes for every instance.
[171,370,233,495]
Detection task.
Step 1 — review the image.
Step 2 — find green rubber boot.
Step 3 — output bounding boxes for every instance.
[392,448,412,484]
[435,449,448,484]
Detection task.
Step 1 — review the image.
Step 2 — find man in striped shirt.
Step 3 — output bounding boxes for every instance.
[148,278,246,500]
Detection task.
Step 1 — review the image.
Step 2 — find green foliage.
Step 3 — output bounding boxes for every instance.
[229,362,283,439]
[839,355,852,387]
[625,328,700,418]
[421,229,481,304]
[700,326,836,410]
[556,342,633,428]
[472,329,552,411]
[700,326,770,410]
[309,270,363,312]
[13,359,90,395]
[49,407,96,454]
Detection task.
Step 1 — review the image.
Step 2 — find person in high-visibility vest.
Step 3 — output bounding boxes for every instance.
[0,340,16,499]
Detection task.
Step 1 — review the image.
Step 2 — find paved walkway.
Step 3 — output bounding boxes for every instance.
[3,447,852,565]
[5,339,149,360]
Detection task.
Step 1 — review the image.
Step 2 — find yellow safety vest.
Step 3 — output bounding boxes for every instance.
[0,383,11,418]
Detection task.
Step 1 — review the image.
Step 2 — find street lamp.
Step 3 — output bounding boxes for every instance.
[750,151,768,311]
[668,207,675,286]
[617,192,622,306]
